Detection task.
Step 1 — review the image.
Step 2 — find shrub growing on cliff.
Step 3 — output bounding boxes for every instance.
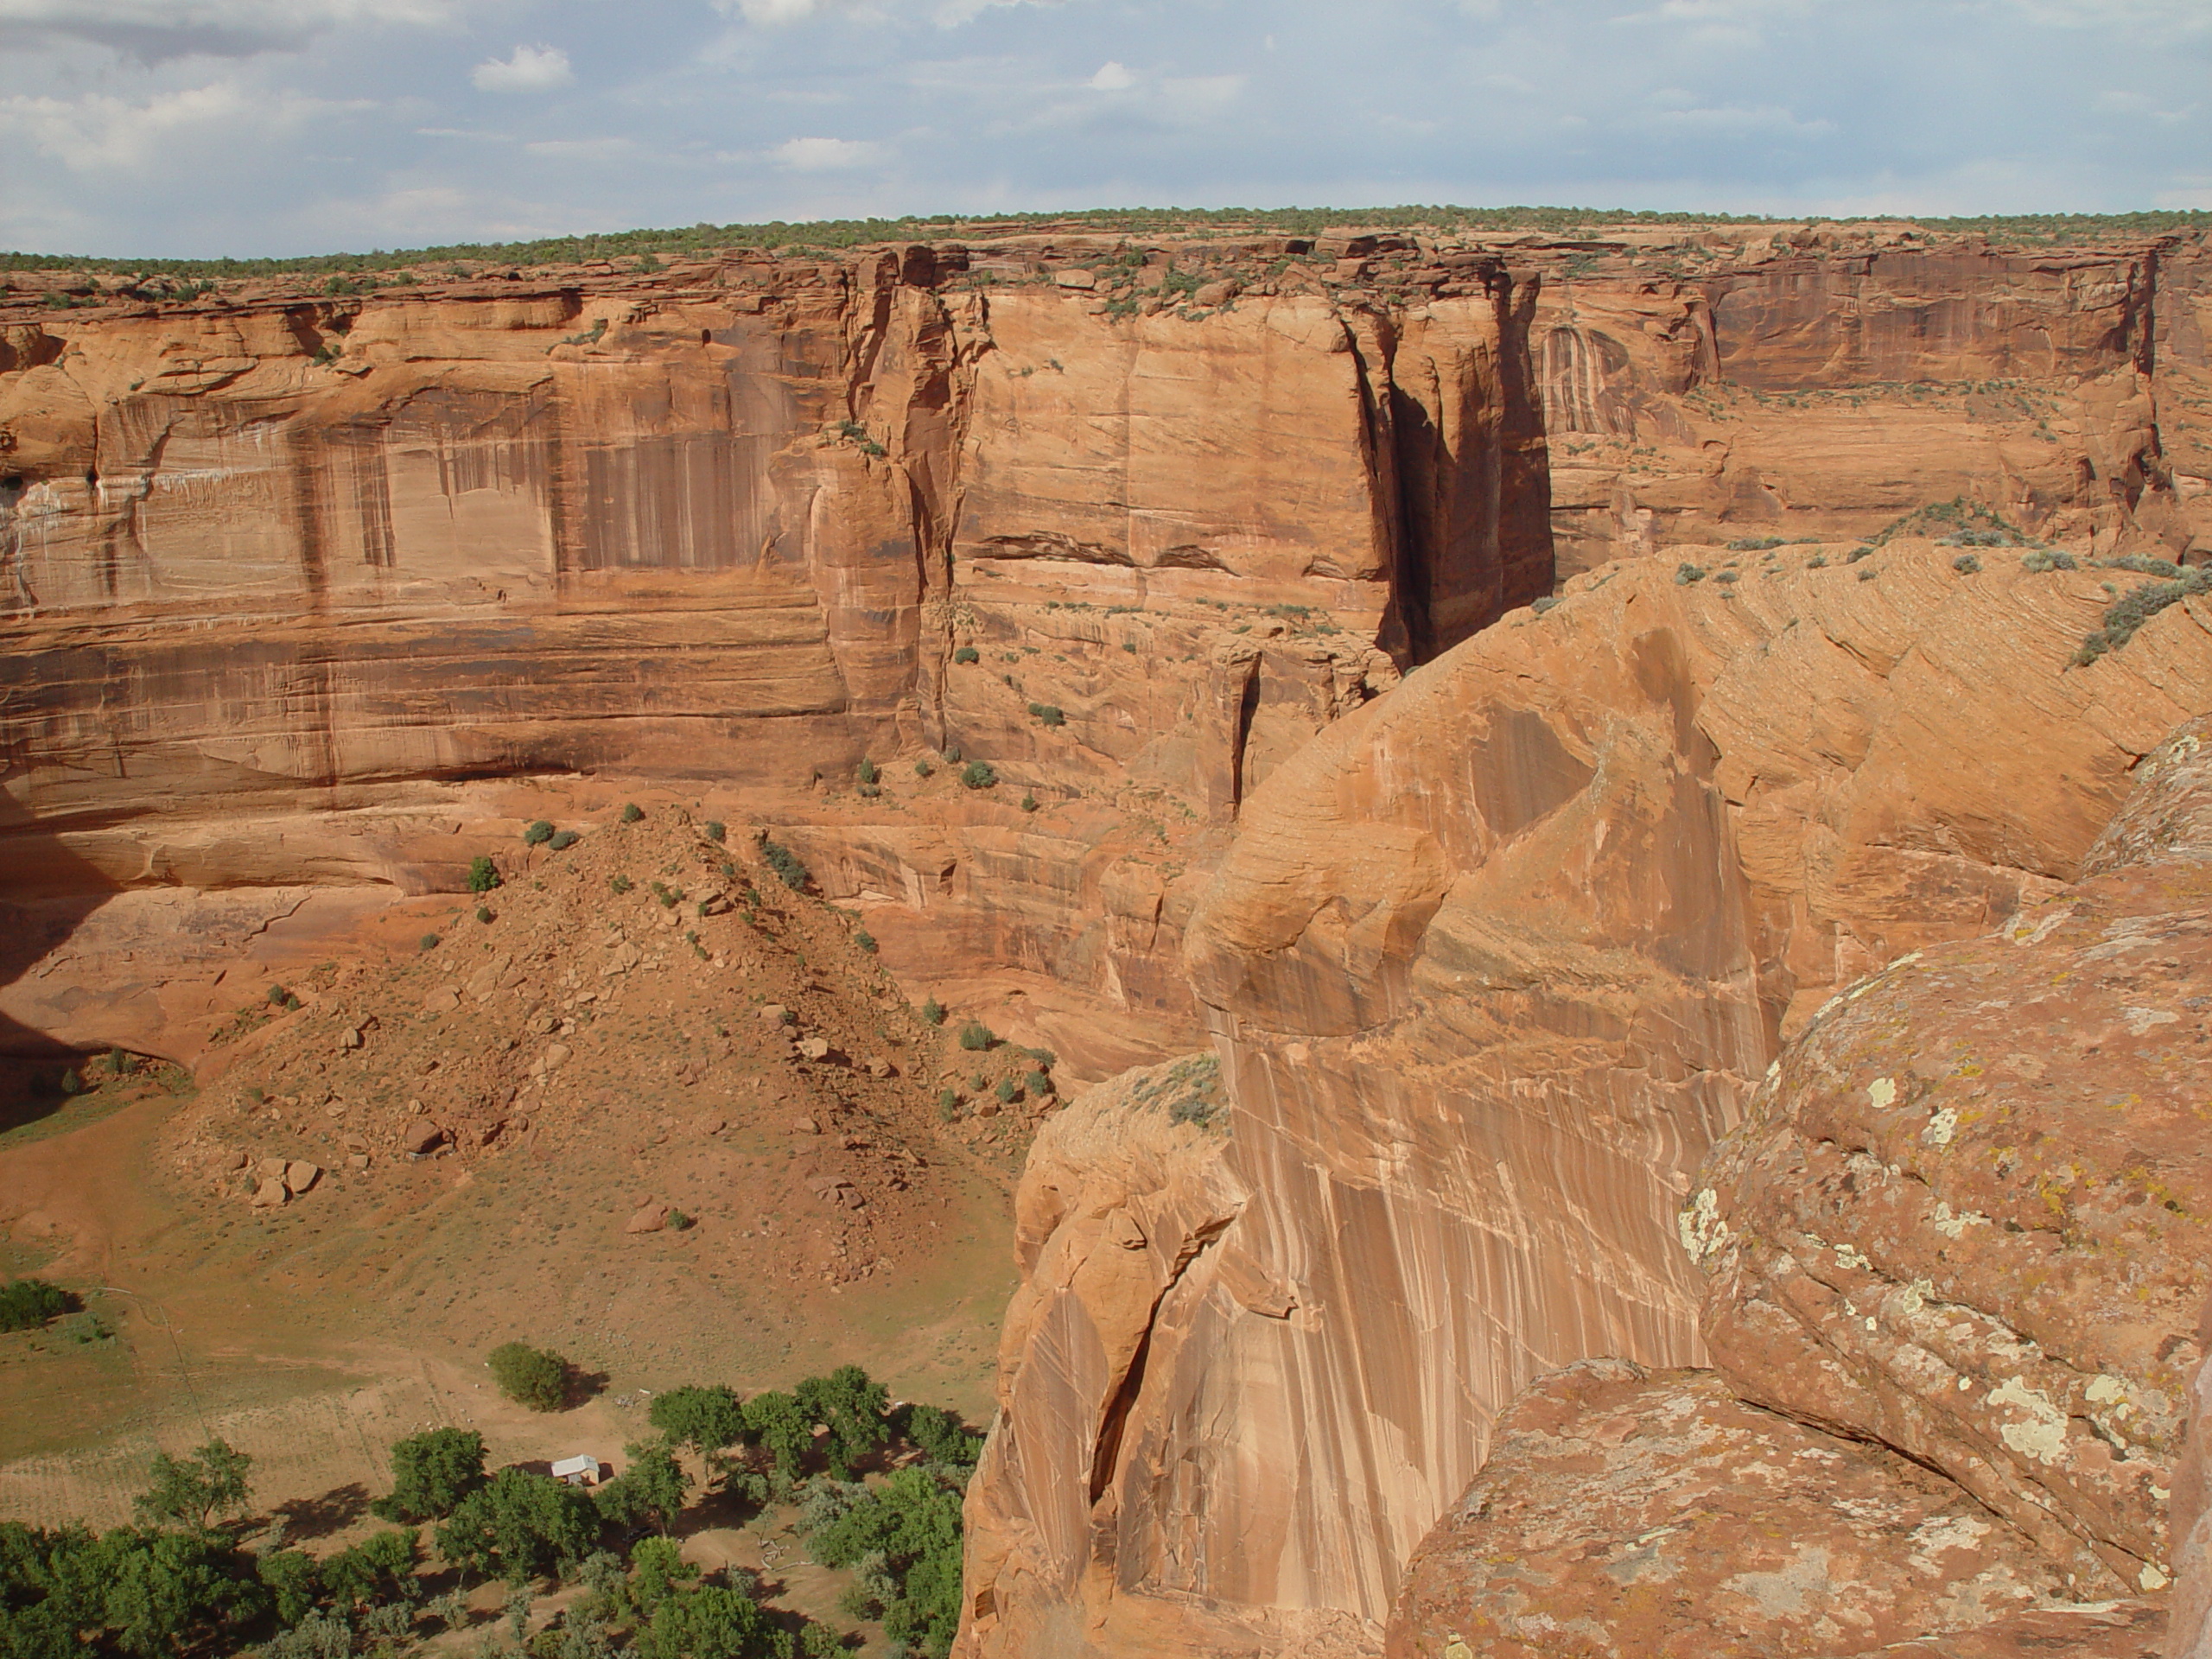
[959,760,997,790]
[523,820,554,847]
[952,646,979,665]
[1027,702,1065,727]
[913,757,933,779]
[855,931,878,955]
[761,837,810,893]
[920,998,944,1026]
[1020,793,1039,812]
[1954,553,1983,574]
[994,1077,1017,1104]
[418,933,441,951]
[705,820,726,842]
[475,906,493,925]
[2075,566,2212,665]
[620,802,644,824]
[1023,1069,1052,1099]
[487,1342,570,1412]
[857,758,879,787]
[957,1020,995,1052]
[467,855,501,894]
[548,830,580,852]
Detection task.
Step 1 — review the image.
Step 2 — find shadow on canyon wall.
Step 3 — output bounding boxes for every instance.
[0,781,122,1125]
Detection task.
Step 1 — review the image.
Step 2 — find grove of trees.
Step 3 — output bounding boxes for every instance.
[0,1361,985,1658]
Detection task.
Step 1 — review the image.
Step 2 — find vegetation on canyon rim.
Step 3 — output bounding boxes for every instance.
[7,206,2210,282]
[0,1354,980,1659]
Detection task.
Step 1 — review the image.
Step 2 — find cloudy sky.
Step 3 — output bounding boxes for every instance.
[1,0,2207,258]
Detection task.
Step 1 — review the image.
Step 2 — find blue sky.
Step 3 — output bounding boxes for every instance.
[1,0,2207,257]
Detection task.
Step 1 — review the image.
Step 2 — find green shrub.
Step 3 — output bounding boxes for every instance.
[1954,553,1983,574]
[1020,793,1039,812]
[372,1427,487,1522]
[59,1068,82,1094]
[995,1077,1017,1103]
[1027,702,1065,727]
[944,745,963,765]
[419,933,440,951]
[960,760,997,790]
[475,906,493,925]
[667,1210,694,1231]
[548,829,579,852]
[855,931,878,955]
[487,1342,569,1412]
[1675,563,1706,585]
[1024,1069,1052,1097]
[762,837,810,893]
[523,820,554,846]
[467,855,501,893]
[857,757,880,786]
[2075,566,2212,664]
[611,874,634,895]
[957,1020,995,1052]
[705,820,727,842]
[621,802,644,823]
[2023,548,2079,573]
[0,1278,73,1332]
[937,1090,958,1122]
[921,998,944,1026]
[913,757,933,779]
[952,645,980,664]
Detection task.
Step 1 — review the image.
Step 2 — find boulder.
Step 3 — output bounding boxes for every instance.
[626,1203,668,1235]
[1693,719,2212,1596]
[798,1036,831,1062]
[249,1179,287,1207]
[282,1160,320,1195]
[400,1122,445,1156]
[1387,1361,2056,1659]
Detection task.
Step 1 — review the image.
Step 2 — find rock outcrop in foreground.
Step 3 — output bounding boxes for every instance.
[1389,715,2212,1658]
[958,548,2212,1656]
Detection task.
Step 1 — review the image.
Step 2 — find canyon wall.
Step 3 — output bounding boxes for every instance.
[0,241,1552,1066]
[4,224,2212,1649]
[957,542,2212,1655]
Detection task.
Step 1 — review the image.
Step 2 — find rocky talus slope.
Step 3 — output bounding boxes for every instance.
[957,549,2212,1656]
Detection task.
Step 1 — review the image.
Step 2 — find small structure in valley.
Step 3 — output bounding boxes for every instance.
[550,1454,601,1487]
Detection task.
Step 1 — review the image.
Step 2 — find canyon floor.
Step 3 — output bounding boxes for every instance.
[0,800,1046,1646]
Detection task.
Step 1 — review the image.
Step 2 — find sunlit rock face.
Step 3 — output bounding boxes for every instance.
[959,540,2212,1656]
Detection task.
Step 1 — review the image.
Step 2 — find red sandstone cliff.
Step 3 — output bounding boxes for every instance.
[6,221,2212,1656]
[957,543,2212,1656]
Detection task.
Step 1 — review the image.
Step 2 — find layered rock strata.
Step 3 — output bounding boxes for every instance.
[6,226,2208,1071]
[959,544,2212,1653]
[1385,718,2212,1658]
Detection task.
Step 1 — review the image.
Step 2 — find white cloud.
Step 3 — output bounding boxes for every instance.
[775,134,884,169]
[472,43,573,93]
[711,0,848,22]
[0,0,456,60]
[0,79,366,170]
[1089,60,1134,90]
